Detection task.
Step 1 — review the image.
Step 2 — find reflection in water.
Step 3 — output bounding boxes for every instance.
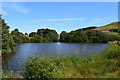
[2,42,108,72]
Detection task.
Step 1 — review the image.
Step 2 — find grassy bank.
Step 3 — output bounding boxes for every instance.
[18,42,120,79]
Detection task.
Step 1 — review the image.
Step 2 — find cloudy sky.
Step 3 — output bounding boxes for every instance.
[2,2,118,33]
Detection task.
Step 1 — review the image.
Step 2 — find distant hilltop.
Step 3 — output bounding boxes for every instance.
[95,22,120,31]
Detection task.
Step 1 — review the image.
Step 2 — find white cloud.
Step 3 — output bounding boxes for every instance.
[2,3,29,14]
[94,16,116,21]
[92,16,117,23]
[26,18,86,22]
[10,4,29,13]
[86,16,117,26]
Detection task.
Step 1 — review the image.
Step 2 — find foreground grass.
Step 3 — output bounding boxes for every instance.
[20,43,120,79]
[2,71,14,78]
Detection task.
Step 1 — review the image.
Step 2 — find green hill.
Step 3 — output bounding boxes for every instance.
[95,22,120,31]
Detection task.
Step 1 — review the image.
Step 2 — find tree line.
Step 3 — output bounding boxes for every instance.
[1,17,120,53]
[60,29,120,43]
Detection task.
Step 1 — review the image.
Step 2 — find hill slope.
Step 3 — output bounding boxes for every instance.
[95,22,120,31]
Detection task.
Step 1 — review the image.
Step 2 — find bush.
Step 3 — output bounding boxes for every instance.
[2,71,14,78]
[102,44,120,59]
[21,56,59,79]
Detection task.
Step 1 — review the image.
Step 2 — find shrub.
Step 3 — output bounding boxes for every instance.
[103,44,120,59]
[2,71,14,78]
[21,56,59,79]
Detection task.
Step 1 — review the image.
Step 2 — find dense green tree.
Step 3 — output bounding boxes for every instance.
[25,33,28,36]
[30,34,44,43]
[1,17,15,53]
[11,29,22,44]
[60,31,67,42]
[60,29,120,43]
[29,32,36,37]
[82,26,97,31]
[60,30,89,43]
[29,28,58,43]
[11,29,29,44]
[20,34,30,43]
[109,29,120,32]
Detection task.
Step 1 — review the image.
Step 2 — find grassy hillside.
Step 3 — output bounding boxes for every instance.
[95,22,120,31]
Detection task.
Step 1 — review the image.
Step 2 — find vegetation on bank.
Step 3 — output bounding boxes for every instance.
[29,29,59,43]
[60,29,120,43]
[1,17,16,53]
[19,43,120,79]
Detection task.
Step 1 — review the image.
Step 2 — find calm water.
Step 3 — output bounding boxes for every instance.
[2,42,108,72]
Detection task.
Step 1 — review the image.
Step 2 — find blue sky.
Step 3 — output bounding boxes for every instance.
[2,2,118,34]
